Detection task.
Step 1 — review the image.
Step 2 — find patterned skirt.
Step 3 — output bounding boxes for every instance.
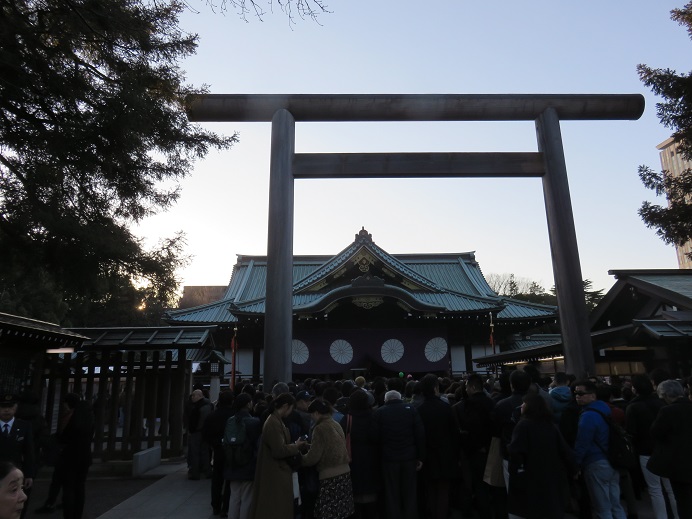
[314,472,355,519]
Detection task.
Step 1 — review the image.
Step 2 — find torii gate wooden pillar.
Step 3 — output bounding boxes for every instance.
[187,94,644,382]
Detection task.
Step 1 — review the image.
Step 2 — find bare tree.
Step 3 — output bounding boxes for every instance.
[200,0,330,24]
[486,273,536,296]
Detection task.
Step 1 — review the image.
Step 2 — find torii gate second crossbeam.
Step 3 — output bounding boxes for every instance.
[186,94,645,383]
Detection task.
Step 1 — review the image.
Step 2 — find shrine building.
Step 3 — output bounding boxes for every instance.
[165,229,557,380]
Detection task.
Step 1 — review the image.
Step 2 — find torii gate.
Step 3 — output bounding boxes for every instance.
[187,94,645,383]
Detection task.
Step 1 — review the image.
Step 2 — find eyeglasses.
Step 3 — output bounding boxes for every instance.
[574,391,593,396]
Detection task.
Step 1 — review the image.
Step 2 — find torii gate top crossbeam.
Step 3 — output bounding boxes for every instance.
[187,94,644,122]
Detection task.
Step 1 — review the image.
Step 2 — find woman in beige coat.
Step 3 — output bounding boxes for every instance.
[252,394,306,519]
[301,399,354,519]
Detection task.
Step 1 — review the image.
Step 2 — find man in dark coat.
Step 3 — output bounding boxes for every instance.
[223,393,261,519]
[0,393,35,519]
[453,374,496,519]
[373,389,425,519]
[492,370,531,484]
[416,374,460,519]
[55,393,94,519]
[648,379,692,518]
[188,389,213,480]
[625,373,679,519]
[202,391,235,517]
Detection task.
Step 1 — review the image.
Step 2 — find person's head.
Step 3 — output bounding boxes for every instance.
[241,383,256,397]
[631,373,654,397]
[271,382,290,398]
[509,370,531,394]
[404,380,417,398]
[341,380,355,397]
[649,368,671,389]
[595,383,612,403]
[522,364,541,385]
[322,387,339,406]
[295,391,312,412]
[271,393,296,417]
[347,389,371,412]
[354,376,366,388]
[574,380,598,407]
[0,396,17,423]
[384,390,401,403]
[217,391,234,408]
[307,399,332,419]
[465,374,484,396]
[657,379,685,404]
[521,393,553,422]
[387,377,405,394]
[232,393,252,412]
[420,373,440,398]
[0,462,26,519]
[552,372,568,387]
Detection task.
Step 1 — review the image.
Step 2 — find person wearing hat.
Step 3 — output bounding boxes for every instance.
[0,394,35,519]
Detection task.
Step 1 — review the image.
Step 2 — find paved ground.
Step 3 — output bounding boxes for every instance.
[26,463,165,519]
[25,460,660,519]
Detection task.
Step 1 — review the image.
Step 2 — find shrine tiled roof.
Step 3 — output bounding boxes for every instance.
[165,229,556,324]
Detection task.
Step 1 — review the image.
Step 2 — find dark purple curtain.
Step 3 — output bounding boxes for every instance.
[291,328,449,374]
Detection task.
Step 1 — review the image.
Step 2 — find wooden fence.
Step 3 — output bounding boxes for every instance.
[40,349,192,461]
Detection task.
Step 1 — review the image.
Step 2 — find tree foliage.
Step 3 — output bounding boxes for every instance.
[0,0,237,325]
[487,273,604,312]
[638,3,692,250]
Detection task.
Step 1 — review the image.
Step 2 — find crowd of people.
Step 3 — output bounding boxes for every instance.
[189,367,692,519]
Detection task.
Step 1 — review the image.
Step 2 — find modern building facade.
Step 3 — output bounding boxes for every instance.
[657,137,692,268]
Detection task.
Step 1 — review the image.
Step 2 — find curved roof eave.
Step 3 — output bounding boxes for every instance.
[293,231,445,293]
[230,285,505,316]
[294,285,446,313]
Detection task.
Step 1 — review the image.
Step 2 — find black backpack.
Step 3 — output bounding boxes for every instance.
[223,415,253,468]
[584,407,638,470]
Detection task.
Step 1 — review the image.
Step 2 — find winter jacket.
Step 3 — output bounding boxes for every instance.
[301,415,350,480]
[648,398,692,483]
[625,393,664,456]
[574,400,610,468]
[417,396,460,479]
[549,386,573,423]
[372,398,425,463]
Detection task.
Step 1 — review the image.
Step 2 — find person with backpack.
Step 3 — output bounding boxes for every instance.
[223,393,260,519]
[573,380,627,519]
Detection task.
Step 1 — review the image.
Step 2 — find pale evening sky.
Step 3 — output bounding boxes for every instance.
[135,1,688,294]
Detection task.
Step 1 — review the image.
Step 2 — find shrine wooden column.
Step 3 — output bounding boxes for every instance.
[264,109,295,385]
[536,107,595,378]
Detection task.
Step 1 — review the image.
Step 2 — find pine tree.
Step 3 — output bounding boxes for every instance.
[0,0,236,324]
[638,4,692,251]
